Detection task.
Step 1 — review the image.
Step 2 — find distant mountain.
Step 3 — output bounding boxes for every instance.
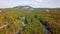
[13,5,33,9]
[13,5,60,11]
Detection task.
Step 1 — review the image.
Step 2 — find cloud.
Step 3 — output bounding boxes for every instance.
[29,0,60,8]
[0,0,60,8]
[33,0,51,2]
[28,0,50,8]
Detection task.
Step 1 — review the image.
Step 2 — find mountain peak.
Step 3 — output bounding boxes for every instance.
[13,5,33,9]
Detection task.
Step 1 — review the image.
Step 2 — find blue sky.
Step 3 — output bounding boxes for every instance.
[0,0,60,8]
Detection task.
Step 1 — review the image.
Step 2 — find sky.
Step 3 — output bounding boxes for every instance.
[0,0,60,8]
